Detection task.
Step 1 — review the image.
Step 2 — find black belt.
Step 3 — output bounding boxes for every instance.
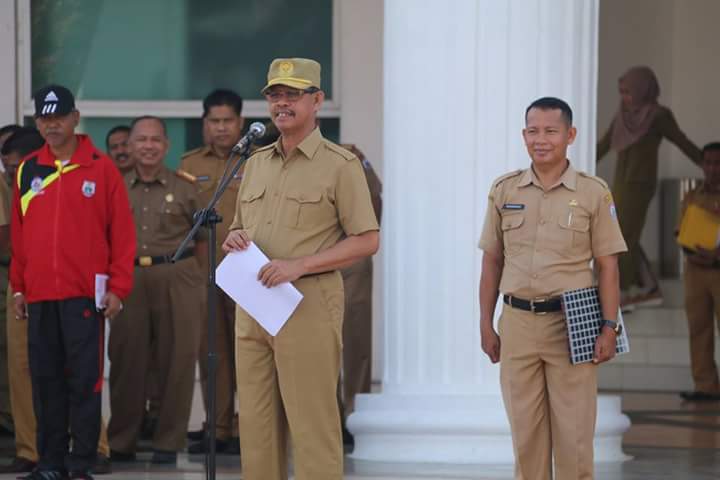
[503,295,562,314]
[135,250,193,267]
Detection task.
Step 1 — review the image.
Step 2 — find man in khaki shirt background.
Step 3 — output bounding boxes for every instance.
[179,89,245,454]
[108,116,206,465]
[478,97,627,480]
[222,58,379,480]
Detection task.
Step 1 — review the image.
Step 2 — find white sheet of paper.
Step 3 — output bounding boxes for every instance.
[95,273,109,310]
[215,244,303,336]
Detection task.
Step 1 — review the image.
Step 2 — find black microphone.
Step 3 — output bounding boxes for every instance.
[231,122,266,154]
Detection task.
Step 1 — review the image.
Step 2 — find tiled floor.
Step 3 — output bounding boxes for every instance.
[1,392,718,479]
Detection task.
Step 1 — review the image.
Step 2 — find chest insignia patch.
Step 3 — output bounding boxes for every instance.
[569,199,579,207]
[82,181,96,198]
[31,177,43,193]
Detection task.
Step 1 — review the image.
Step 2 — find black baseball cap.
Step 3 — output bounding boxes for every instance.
[33,84,76,117]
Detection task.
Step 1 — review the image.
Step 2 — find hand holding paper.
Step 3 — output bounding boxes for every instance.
[216,243,303,336]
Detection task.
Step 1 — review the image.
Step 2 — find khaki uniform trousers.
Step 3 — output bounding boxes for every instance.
[235,272,344,480]
[0,264,12,433]
[338,257,373,416]
[108,259,203,452]
[198,287,238,439]
[499,305,597,480]
[612,181,655,291]
[683,262,720,394]
[5,288,110,461]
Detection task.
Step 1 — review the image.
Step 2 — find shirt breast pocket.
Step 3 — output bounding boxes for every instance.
[557,207,591,255]
[282,190,325,230]
[159,202,187,235]
[239,186,266,228]
[501,212,525,256]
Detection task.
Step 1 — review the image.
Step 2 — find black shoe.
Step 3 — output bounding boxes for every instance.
[151,450,177,464]
[90,454,111,475]
[109,450,136,462]
[187,438,231,454]
[69,471,94,480]
[18,469,67,480]
[224,437,241,455]
[342,426,355,447]
[0,456,37,473]
[680,390,720,401]
[187,428,205,442]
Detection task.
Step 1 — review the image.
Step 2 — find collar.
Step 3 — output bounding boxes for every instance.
[36,134,100,168]
[273,127,324,160]
[128,165,170,187]
[518,161,577,191]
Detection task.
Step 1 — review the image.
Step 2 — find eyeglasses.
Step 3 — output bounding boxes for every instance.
[264,88,319,103]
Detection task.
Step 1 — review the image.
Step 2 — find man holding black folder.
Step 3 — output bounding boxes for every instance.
[478,97,627,480]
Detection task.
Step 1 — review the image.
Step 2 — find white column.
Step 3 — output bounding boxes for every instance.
[0,0,18,126]
[348,0,630,464]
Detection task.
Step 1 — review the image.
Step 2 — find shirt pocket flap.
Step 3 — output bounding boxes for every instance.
[240,186,266,203]
[285,190,323,204]
[501,213,524,231]
[558,209,590,232]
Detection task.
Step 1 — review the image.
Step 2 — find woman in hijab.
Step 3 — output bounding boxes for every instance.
[598,66,701,310]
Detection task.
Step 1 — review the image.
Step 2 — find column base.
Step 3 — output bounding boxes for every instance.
[347,392,631,464]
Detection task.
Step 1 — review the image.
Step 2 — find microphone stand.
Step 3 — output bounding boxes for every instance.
[172,142,253,480]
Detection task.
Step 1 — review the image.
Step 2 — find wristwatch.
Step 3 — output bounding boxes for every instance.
[601,319,622,335]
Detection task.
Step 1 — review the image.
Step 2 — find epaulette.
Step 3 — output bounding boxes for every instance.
[180,147,204,159]
[578,171,610,190]
[325,142,357,161]
[175,169,197,183]
[491,169,524,189]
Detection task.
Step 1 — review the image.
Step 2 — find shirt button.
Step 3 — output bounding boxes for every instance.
[539,219,545,225]
[266,220,272,225]
[144,187,149,193]
[142,245,148,250]
[143,206,148,212]
[142,225,148,231]
[542,193,548,199]
[532,274,538,279]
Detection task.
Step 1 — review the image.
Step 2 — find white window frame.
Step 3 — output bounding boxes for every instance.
[17,0,342,120]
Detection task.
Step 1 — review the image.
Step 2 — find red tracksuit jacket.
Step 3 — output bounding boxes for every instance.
[10,134,135,303]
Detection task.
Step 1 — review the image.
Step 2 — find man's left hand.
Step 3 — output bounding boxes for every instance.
[102,292,123,320]
[258,259,307,287]
[592,327,617,364]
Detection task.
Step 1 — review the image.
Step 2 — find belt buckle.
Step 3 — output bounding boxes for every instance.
[138,256,153,267]
[532,297,548,315]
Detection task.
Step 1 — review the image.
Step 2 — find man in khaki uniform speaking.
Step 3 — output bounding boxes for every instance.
[478,97,627,480]
[222,58,379,480]
[179,89,244,453]
[107,116,206,464]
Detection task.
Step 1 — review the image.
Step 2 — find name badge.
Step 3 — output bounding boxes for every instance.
[196,175,210,182]
[502,203,525,210]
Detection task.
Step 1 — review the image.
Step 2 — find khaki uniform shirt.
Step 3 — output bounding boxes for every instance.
[125,166,206,257]
[179,145,242,263]
[478,163,627,298]
[230,128,379,260]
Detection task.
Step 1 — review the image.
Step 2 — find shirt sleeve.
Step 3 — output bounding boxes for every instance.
[590,188,628,258]
[106,164,136,299]
[10,175,26,294]
[659,109,702,166]
[477,188,503,257]
[0,177,11,227]
[335,158,379,236]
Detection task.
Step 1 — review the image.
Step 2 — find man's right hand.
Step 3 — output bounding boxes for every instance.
[13,293,27,320]
[481,325,501,363]
[222,230,251,253]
